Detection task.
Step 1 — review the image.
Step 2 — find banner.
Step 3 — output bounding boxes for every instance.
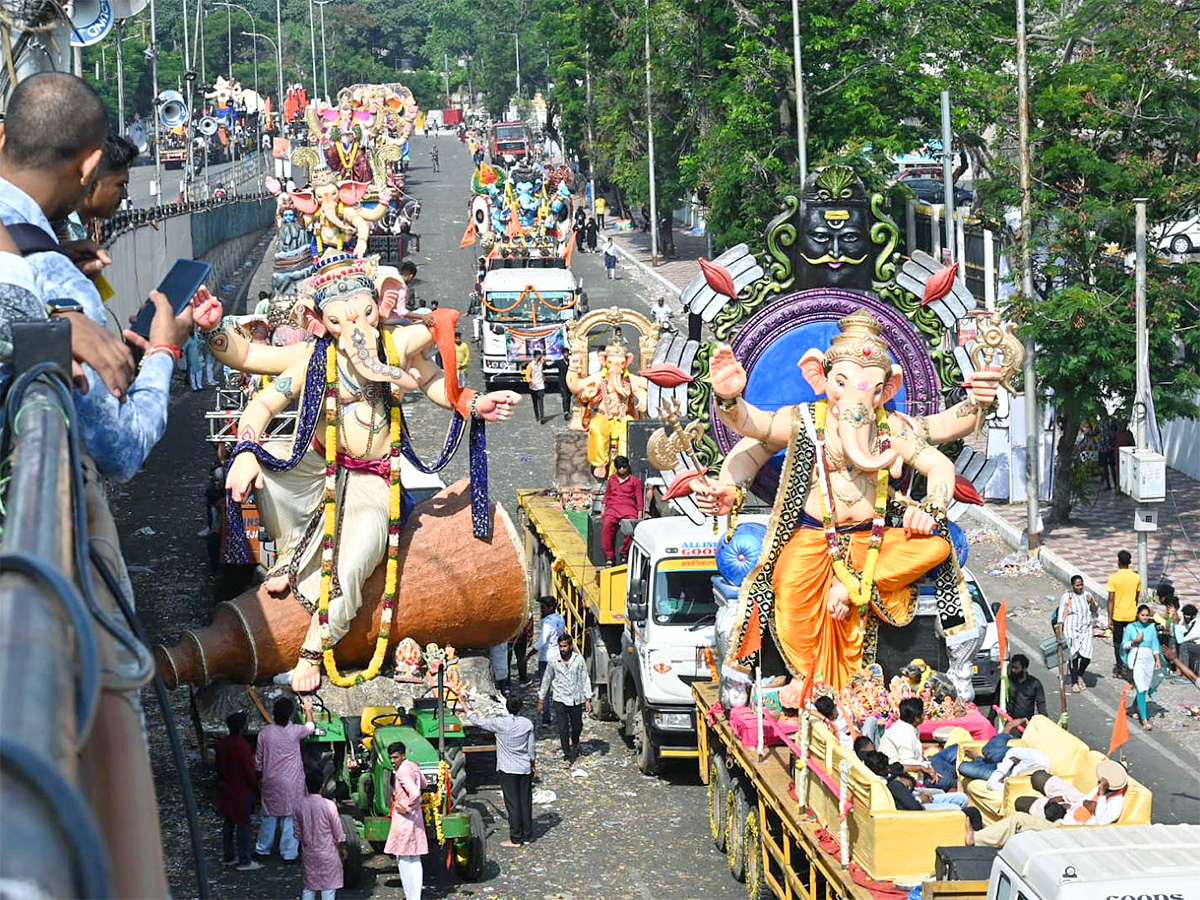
[504,325,567,361]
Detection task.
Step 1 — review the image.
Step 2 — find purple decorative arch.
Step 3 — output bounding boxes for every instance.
[710,287,943,499]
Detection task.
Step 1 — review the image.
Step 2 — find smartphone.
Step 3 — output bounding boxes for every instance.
[129,258,213,340]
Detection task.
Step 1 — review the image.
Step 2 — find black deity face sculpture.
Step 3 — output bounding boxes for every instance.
[796,166,875,292]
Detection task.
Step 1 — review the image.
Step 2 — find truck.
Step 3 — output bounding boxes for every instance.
[489,120,534,164]
[694,680,1184,899]
[479,264,582,391]
[519,488,768,775]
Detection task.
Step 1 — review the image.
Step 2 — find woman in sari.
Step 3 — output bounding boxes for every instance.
[1122,604,1162,731]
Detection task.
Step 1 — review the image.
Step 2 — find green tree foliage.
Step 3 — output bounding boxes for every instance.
[985,0,1200,521]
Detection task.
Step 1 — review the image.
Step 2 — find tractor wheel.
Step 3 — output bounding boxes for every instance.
[725,778,750,882]
[743,804,771,899]
[341,814,366,889]
[453,808,488,882]
[708,753,731,852]
[444,744,468,811]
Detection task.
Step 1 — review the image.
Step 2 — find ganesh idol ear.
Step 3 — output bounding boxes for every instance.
[290,191,318,215]
[376,267,404,317]
[881,365,903,404]
[296,301,327,337]
[338,181,370,206]
[799,349,827,394]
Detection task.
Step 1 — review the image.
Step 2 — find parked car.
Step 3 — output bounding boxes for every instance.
[1154,208,1200,255]
[902,177,974,208]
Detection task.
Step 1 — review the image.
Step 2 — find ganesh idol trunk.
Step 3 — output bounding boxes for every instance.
[156,480,528,689]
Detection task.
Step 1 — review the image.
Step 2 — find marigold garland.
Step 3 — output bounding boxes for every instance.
[814,400,890,610]
[317,332,404,687]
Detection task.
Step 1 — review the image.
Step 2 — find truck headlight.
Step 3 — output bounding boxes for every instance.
[989,644,1001,662]
[652,711,692,731]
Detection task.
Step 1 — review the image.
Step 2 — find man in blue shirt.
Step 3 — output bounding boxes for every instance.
[0,72,193,482]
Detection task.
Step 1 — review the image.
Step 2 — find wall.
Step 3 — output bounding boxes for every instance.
[1161,398,1200,480]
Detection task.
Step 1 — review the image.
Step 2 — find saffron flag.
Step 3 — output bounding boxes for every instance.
[459,222,476,248]
[996,600,1010,713]
[562,230,577,267]
[1107,683,1131,756]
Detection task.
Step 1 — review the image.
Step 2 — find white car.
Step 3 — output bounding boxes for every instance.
[1154,208,1200,255]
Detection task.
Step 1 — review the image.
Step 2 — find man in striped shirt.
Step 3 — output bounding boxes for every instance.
[461,697,537,847]
[538,636,593,762]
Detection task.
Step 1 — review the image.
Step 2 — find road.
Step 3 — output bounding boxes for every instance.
[127,149,270,204]
[115,134,1196,900]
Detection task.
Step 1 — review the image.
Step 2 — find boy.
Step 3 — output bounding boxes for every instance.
[293,768,347,900]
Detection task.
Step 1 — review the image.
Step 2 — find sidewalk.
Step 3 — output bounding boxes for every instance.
[975,468,1199,596]
[606,223,708,297]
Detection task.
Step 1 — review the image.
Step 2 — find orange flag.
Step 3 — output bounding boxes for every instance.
[1108,683,1131,756]
[996,600,1009,664]
[459,222,476,248]
[562,230,577,267]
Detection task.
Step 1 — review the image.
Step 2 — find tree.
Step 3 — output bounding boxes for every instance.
[988,0,1200,522]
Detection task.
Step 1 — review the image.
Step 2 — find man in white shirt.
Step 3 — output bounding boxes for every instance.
[1015,758,1127,826]
[878,697,936,781]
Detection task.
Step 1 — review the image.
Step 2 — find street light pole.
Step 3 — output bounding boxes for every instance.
[789,0,806,182]
[1134,198,1150,590]
[149,0,162,205]
[244,29,282,170]
[315,0,331,103]
[514,32,521,99]
[308,0,319,107]
[1016,0,1040,554]
[276,0,284,123]
[644,0,659,266]
[226,5,232,76]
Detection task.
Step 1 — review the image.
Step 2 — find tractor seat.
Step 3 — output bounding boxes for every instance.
[360,710,403,748]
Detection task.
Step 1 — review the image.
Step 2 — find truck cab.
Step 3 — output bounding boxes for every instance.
[489,121,533,164]
[479,265,581,390]
[615,516,768,775]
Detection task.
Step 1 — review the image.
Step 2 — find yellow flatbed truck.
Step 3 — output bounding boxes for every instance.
[519,489,760,774]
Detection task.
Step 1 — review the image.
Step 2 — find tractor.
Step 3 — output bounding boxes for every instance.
[301,687,485,888]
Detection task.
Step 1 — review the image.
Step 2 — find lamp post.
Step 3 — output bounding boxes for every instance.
[149,0,162,204]
[243,30,282,144]
[314,0,332,103]
[307,0,319,106]
[790,0,807,182]
[644,0,658,266]
[215,2,258,95]
[275,0,285,124]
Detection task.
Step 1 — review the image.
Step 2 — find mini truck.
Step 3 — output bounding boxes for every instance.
[301,691,484,888]
[480,266,581,392]
[519,488,767,774]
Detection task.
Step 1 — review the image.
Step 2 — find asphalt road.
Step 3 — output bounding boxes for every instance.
[128,149,269,204]
[119,134,1196,900]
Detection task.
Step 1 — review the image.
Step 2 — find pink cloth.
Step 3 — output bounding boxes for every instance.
[254,722,315,816]
[293,793,345,891]
[917,710,996,741]
[728,706,798,749]
[383,759,428,856]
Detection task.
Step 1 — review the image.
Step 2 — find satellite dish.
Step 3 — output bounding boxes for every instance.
[69,0,115,46]
[109,0,149,18]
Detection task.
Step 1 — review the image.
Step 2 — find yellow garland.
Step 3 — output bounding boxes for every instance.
[814,400,889,610]
[317,333,404,687]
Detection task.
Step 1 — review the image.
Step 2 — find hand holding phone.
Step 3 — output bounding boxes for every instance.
[128,259,212,341]
[123,290,195,355]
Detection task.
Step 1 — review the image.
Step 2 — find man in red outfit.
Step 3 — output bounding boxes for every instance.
[601,455,643,566]
[215,711,261,870]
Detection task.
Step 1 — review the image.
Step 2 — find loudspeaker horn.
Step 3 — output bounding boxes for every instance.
[109,0,149,19]
[69,0,115,46]
[158,91,189,129]
[198,116,219,136]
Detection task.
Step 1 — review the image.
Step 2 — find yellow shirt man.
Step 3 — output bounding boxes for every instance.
[455,340,470,377]
[1107,566,1141,623]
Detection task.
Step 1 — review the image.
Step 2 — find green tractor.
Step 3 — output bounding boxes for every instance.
[301,692,485,888]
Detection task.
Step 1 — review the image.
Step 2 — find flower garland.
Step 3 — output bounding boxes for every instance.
[813,400,890,610]
[317,332,404,687]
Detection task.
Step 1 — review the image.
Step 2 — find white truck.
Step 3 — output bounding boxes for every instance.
[478,265,582,392]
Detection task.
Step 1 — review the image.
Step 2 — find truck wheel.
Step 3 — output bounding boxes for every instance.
[453,808,488,882]
[444,744,468,811]
[630,698,660,776]
[743,805,771,899]
[585,635,615,721]
[725,778,750,882]
[708,754,731,852]
[341,814,366,888]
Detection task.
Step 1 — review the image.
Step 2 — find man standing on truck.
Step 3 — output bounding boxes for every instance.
[538,636,592,763]
[601,455,644,566]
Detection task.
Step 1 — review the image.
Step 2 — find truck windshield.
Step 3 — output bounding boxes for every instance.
[495,125,526,140]
[484,292,576,324]
[653,560,718,625]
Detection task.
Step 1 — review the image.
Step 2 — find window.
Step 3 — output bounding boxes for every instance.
[483,292,577,324]
[653,561,718,625]
[993,873,1012,900]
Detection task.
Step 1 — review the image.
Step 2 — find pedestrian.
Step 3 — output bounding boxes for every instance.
[460,696,536,847]
[1098,416,1118,490]
[553,356,572,420]
[215,712,261,871]
[1122,603,1162,731]
[601,455,643,566]
[594,195,607,230]
[454,330,471,385]
[584,216,598,253]
[537,635,592,763]
[603,237,618,279]
[1177,604,1200,671]
[1107,549,1141,677]
[523,349,546,423]
[1056,574,1098,692]
[57,133,136,240]
[534,597,566,724]
[650,295,674,333]
[254,696,316,861]
[510,613,532,685]
[384,742,428,900]
[430,145,440,173]
[184,333,206,391]
[293,768,346,900]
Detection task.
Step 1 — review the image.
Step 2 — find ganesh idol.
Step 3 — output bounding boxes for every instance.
[193,253,520,691]
[692,311,1000,700]
[567,338,649,477]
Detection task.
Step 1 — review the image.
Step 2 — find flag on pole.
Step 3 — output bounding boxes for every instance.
[996,600,1009,712]
[1107,683,1131,756]
[459,222,476,248]
[562,230,577,267]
